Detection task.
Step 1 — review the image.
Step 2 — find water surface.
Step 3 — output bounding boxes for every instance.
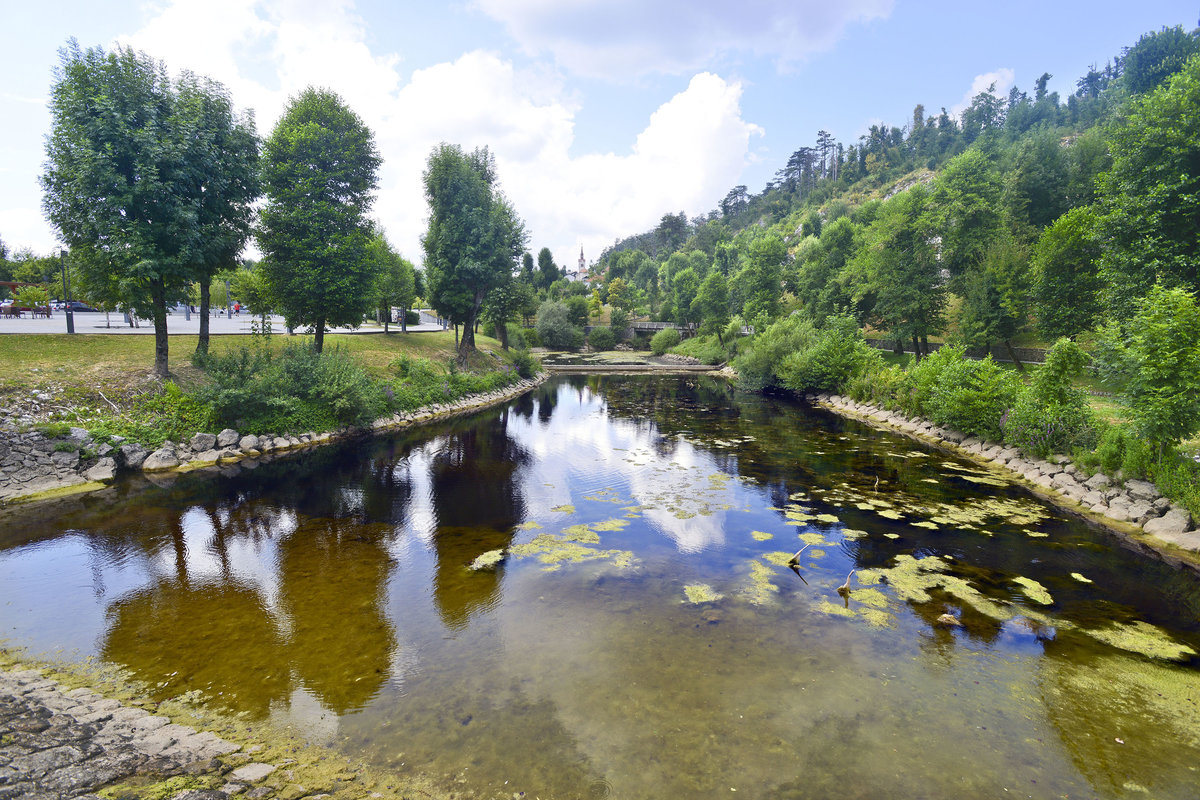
[3,375,1200,799]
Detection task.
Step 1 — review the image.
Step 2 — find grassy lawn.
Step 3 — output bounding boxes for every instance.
[0,330,507,426]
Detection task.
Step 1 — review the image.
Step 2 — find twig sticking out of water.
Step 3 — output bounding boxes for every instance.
[836,570,855,595]
[787,542,811,567]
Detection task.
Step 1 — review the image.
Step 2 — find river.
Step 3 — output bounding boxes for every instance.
[3,374,1199,799]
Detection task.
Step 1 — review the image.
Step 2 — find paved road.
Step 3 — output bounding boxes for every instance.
[0,312,446,336]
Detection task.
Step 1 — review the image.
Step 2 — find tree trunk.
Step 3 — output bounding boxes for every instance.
[911,335,922,362]
[196,281,211,356]
[151,279,169,378]
[497,319,509,350]
[1003,339,1025,371]
[459,315,476,362]
[893,339,903,356]
[314,317,325,353]
[401,306,407,333]
[383,305,390,334]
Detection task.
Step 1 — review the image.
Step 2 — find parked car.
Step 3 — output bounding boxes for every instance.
[63,301,98,312]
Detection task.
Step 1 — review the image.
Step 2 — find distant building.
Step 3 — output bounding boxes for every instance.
[565,245,591,283]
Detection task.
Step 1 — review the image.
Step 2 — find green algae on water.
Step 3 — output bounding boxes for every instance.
[469,549,506,570]
[751,530,774,541]
[739,560,781,605]
[561,524,600,543]
[508,533,636,572]
[1086,621,1198,662]
[1012,577,1053,606]
[683,584,724,604]
[551,504,575,514]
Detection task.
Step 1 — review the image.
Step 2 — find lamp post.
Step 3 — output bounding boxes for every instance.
[60,250,74,334]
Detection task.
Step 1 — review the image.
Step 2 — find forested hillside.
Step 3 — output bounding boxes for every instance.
[588,24,1198,357]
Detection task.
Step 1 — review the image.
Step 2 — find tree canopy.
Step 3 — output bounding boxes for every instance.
[258,87,380,352]
[421,143,526,362]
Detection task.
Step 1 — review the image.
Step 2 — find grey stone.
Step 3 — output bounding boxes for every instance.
[52,450,80,468]
[119,444,148,469]
[238,435,260,451]
[68,427,91,443]
[1051,472,1080,491]
[1144,508,1193,537]
[83,458,117,482]
[1127,500,1155,524]
[142,449,181,471]
[216,428,240,448]
[1084,473,1111,491]
[1082,490,1106,507]
[1158,530,1200,551]
[190,433,217,452]
[1153,496,1171,510]
[1060,484,1088,503]
[1125,479,1158,502]
[230,763,277,782]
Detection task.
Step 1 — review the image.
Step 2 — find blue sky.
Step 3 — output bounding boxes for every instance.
[2,1,1196,270]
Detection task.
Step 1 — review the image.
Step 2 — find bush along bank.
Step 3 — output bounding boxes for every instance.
[726,312,1200,565]
[0,372,547,504]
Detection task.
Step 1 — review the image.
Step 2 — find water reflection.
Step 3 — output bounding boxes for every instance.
[428,408,530,629]
[4,375,1200,799]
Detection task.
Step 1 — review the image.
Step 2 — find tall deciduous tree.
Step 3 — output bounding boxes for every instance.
[536,247,559,290]
[174,71,260,356]
[1097,53,1200,317]
[849,185,944,358]
[367,233,416,333]
[258,87,380,353]
[42,41,193,377]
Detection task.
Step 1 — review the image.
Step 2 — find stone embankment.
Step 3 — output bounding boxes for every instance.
[814,392,1200,561]
[0,374,546,505]
[0,666,241,799]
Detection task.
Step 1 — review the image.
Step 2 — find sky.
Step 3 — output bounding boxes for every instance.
[2,0,1198,271]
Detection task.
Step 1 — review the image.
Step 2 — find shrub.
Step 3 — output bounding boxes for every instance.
[197,343,383,433]
[505,323,527,350]
[731,315,817,391]
[650,327,682,356]
[1002,393,1099,458]
[588,326,616,351]
[671,334,726,364]
[609,308,629,340]
[776,315,882,394]
[510,349,539,379]
[926,356,1024,441]
[895,345,967,418]
[536,301,582,350]
[522,327,541,348]
[1002,337,1098,458]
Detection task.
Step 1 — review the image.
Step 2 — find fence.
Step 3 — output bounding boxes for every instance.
[864,338,1047,365]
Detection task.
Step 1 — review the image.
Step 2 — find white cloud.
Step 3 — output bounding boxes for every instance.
[472,0,894,79]
[113,0,762,270]
[950,68,1015,121]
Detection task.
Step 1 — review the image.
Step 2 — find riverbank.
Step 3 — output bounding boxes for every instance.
[0,372,548,505]
[812,391,1200,573]
[0,653,451,800]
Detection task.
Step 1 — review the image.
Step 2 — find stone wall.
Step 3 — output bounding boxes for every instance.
[0,374,547,505]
